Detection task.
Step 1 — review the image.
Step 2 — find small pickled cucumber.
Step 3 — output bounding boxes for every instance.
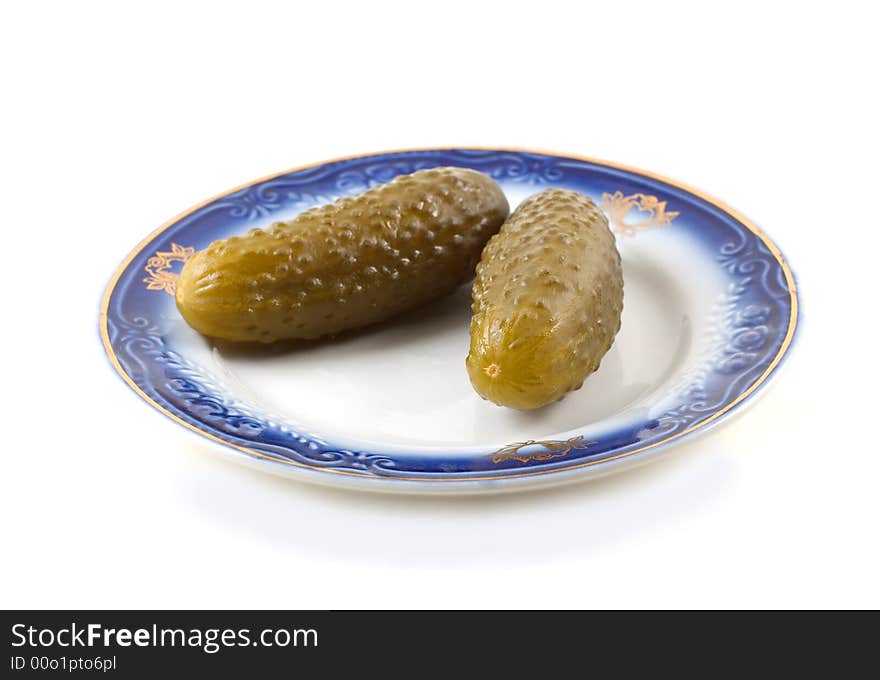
[466,189,623,409]
[176,167,509,342]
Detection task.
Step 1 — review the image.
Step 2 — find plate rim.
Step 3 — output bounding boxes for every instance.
[98,146,800,484]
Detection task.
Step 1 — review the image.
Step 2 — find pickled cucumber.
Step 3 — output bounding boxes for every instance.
[466,189,623,409]
[175,167,509,342]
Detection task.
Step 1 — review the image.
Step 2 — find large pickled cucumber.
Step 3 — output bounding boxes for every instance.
[467,189,623,409]
[176,167,509,342]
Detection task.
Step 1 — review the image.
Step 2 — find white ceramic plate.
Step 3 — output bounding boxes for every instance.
[101,148,799,493]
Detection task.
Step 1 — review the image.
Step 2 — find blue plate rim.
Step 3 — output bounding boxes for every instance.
[98,146,800,485]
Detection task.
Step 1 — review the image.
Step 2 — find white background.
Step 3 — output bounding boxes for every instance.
[2,1,878,609]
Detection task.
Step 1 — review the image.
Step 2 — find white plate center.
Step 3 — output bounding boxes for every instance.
[169,232,719,451]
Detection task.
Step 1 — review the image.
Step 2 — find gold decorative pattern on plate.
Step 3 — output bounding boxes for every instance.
[143,243,194,294]
[601,191,679,236]
[491,435,597,464]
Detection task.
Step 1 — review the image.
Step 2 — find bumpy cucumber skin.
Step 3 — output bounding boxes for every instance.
[176,167,509,342]
[466,189,623,409]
